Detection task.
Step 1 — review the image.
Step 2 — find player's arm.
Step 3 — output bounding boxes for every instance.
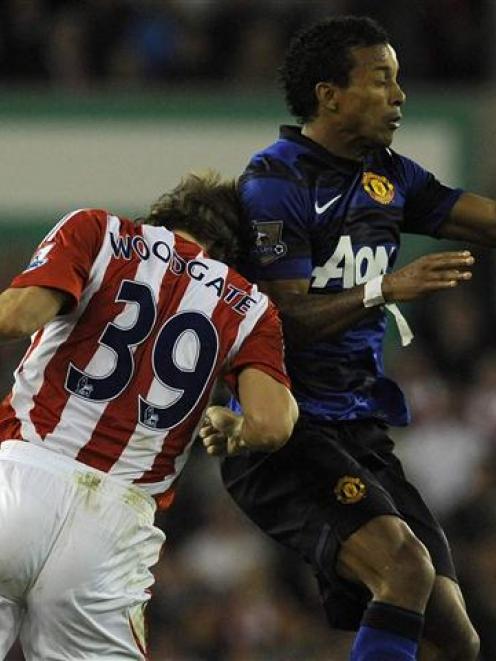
[0,210,107,343]
[263,250,474,348]
[437,192,496,244]
[0,286,69,340]
[200,367,298,456]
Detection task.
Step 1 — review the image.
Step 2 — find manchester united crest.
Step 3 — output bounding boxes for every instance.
[334,476,367,504]
[362,171,395,205]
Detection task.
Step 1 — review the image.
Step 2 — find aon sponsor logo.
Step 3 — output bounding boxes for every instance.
[312,236,395,289]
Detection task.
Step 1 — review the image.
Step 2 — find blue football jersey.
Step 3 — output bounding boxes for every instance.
[240,126,463,426]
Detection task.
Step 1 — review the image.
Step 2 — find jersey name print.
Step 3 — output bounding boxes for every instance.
[0,210,288,506]
[240,125,463,426]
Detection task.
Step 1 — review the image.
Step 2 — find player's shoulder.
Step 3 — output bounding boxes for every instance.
[41,208,113,245]
[373,147,428,172]
[185,254,273,329]
[45,209,143,256]
[49,207,114,233]
[225,262,270,310]
[243,128,310,187]
[240,138,311,219]
[368,147,428,186]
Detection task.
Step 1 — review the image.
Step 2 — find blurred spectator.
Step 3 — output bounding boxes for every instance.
[397,379,487,517]
[464,351,496,441]
[445,452,496,660]
[0,0,50,82]
[414,285,490,383]
[0,0,494,88]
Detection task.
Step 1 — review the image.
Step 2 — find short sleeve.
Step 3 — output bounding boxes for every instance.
[223,303,290,395]
[10,209,107,307]
[400,156,463,236]
[241,161,313,281]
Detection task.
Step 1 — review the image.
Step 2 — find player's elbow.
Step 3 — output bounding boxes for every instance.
[244,402,298,452]
[244,418,291,452]
[0,287,67,339]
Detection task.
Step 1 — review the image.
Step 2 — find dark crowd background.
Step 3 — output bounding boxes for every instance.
[2,1,496,659]
[0,0,494,88]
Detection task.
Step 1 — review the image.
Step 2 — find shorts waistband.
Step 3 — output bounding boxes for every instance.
[0,440,156,515]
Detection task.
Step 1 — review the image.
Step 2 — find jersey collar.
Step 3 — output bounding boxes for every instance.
[279,125,364,175]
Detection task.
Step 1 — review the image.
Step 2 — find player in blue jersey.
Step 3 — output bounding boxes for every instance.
[200,15,496,661]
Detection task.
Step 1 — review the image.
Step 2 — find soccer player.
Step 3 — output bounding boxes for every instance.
[211,15,496,661]
[0,171,298,660]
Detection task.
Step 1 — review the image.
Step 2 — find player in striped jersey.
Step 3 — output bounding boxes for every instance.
[0,171,297,660]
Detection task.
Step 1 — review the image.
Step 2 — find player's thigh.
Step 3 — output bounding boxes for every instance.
[222,418,400,562]
[22,484,165,661]
[378,454,458,583]
[0,459,65,598]
[222,418,404,629]
[421,575,479,660]
[21,596,150,661]
[0,595,23,659]
[377,457,479,657]
[336,513,433,592]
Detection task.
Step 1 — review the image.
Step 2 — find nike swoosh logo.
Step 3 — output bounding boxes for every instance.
[315,194,342,214]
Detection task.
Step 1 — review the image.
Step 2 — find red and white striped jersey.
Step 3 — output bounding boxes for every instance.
[0,209,289,507]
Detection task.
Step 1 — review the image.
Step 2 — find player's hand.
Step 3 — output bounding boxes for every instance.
[199,406,248,457]
[382,251,474,302]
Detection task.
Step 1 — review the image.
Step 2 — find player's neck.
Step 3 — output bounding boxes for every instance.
[174,230,206,252]
[301,122,366,162]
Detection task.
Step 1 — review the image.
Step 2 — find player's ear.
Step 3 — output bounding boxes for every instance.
[315,82,338,113]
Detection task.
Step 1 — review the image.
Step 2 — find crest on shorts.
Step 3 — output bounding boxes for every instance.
[252,220,287,265]
[334,476,367,504]
[362,172,395,205]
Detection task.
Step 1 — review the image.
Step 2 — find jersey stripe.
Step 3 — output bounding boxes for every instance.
[33,215,121,448]
[10,217,112,445]
[0,393,22,440]
[132,257,231,488]
[0,328,45,441]
[225,282,269,364]
[107,241,229,481]
[42,208,86,243]
[76,225,178,471]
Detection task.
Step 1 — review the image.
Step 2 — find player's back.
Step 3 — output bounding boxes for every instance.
[0,209,272,503]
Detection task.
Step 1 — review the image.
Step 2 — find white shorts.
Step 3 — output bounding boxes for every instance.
[0,441,165,661]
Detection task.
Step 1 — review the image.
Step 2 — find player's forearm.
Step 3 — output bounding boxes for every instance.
[244,387,298,450]
[275,286,374,348]
[0,292,35,339]
[272,250,475,348]
[202,403,296,456]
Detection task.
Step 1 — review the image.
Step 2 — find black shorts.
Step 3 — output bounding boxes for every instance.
[221,415,457,630]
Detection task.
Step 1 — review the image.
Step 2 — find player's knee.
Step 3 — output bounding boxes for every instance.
[340,518,435,601]
[385,529,435,596]
[446,627,480,661]
[393,530,435,582]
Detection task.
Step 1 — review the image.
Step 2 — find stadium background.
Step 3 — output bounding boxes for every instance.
[1,1,496,659]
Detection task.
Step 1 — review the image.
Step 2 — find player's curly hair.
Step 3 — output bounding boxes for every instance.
[145,170,250,266]
[280,15,389,124]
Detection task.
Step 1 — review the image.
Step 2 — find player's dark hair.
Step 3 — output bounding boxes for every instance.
[280,15,389,123]
[145,171,249,265]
